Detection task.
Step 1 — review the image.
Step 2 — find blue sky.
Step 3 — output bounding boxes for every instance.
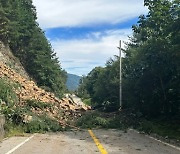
[32,0,148,76]
[45,17,138,40]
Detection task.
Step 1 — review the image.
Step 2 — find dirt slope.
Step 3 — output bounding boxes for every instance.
[0,41,90,127]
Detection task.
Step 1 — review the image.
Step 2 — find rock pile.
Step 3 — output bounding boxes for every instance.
[0,62,90,126]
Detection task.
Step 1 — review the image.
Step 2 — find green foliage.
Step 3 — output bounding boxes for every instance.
[0,0,67,97]
[77,57,119,111]
[4,114,62,135]
[4,105,62,134]
[26,100,52,110]
[0,78,18,109]
[122,0,180,117]
[0,3,9,42]
[25,115,62,133]
[76,111,136,130]
[4,107,24,124]
[78,0,179,117]
[0,78,28,126]
[76,112,109,128]
[4,122,24,137]
[0,79,62,134]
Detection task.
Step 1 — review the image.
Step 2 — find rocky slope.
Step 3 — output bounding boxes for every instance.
[0,42,29,79]
[0,42,90,128]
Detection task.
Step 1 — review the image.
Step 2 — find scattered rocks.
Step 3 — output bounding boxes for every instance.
[0,62,91,127]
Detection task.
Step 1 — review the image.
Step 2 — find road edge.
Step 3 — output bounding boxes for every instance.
[129,129,180,151]
[5,134,35,154]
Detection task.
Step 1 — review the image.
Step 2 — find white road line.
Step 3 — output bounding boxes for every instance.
[5,135,34,154]
[129,129,180,151]
[147,136,180,151]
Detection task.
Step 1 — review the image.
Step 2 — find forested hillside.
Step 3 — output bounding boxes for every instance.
[77,57,119,111]
[66,73,81,91]
[0,0,67,97]
[78,0,180,117]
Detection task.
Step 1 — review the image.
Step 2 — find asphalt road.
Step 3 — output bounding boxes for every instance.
[0,129,179,154]
[69,94,85,106]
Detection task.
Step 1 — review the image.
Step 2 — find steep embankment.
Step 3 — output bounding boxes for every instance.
[0,42,90,132]
[0,42,29,79]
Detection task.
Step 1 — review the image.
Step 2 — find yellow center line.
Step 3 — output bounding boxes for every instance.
[88,129,108,154]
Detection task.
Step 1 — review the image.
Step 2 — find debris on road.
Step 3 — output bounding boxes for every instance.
[0,62,91,127]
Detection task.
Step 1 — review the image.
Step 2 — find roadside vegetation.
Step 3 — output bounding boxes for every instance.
[0,0,179,143]
[0,78,63,137]
[0,0,68,136]
[77,0,180,141]
[76,110,180,141]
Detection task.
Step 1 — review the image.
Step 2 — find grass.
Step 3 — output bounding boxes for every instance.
[4,122,25,137]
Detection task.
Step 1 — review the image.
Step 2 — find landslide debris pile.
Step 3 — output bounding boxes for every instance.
[0,62,90,128]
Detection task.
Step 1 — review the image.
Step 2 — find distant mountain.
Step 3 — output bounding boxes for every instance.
[66,73,81,91]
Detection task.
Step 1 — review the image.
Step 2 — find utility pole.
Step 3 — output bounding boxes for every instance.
[117,40,122,110]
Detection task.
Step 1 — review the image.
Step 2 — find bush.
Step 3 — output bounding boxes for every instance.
[4,107,25,124]
[94,117,109,127]
[25,115,62,133]
[76,112,109,128]
[0,78,18,108]
[76,110,140,130]
[0,78,22,124]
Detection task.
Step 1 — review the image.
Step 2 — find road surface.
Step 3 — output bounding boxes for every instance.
[69,94,85,107]
[0,129,179,154]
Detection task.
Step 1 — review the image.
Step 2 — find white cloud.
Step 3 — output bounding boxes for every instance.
[52,29,132,75]
[31,0,148,75]
[32,0,148,28]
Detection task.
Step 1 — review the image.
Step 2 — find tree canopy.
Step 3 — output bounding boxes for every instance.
[0,0,67,97]
[78,0,180,117]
